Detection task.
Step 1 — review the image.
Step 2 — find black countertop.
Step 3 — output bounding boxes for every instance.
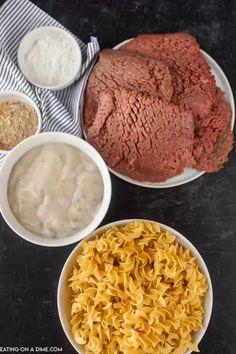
[0,0,235,353]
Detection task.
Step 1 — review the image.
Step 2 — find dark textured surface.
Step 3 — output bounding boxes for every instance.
[0,0,236,353]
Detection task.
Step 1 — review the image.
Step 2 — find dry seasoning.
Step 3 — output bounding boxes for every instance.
[0,100,38,150]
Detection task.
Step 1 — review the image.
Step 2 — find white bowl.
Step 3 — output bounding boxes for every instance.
[0,132,112,247]
[57,219,213,354]
[18,26,82,90]
[0,90,41,154]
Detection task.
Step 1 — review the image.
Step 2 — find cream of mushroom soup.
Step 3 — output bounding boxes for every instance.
[8,143,103,238]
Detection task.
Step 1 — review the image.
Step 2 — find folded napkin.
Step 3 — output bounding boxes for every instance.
[0,0,100,163]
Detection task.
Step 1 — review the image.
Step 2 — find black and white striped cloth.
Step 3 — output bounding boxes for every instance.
[0,0,100,163]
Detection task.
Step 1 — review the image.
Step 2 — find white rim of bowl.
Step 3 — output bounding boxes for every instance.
[17,26,82,90]
[83,38,235,188]
[57,219,213,354]
[0,90,42,154]
[0,132,112,247]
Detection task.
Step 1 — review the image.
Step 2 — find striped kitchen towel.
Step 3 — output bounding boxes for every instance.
[0,0,100,163]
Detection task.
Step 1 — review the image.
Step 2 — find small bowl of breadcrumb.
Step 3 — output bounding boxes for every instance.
[0,91,41,154]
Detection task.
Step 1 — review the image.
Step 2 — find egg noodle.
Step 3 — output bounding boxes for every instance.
[69,221,208,354]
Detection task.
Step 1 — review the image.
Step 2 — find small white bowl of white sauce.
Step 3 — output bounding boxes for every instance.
[0,132,112,247]
[18,26,82,90]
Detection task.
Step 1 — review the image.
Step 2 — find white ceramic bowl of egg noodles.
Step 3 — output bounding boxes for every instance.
[57,219,213,354]
[0,132,112,247]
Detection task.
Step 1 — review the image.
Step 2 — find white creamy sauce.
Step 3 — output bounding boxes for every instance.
[25,34,77,86]
[8,143,103,238]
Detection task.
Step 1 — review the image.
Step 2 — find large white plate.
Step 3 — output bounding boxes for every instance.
[84,38,235,188]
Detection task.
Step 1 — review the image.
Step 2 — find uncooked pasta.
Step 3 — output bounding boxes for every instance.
[69,221,208,354]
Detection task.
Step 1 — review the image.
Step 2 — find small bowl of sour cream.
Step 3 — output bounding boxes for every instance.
[0,132,112,247]
[18,26,82,90]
